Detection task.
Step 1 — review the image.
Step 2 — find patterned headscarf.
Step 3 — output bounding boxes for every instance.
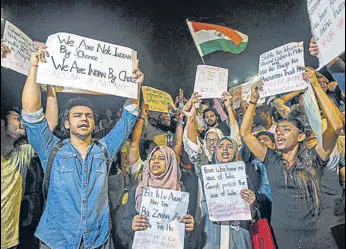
[135,146,182,212]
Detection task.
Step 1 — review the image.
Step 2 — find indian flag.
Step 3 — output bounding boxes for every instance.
[186,19,248,57]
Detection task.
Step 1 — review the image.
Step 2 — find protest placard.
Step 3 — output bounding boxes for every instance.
[142,86,175,113]
[303,85,323,146]
[40,85,104,95]
[36,32,138,98]
[259,42,308,97]
[231,81,266,109]
[201,161,252,221]
[307,0,345,68]
[2,20,39,75]
[193,65,228,99]
[132,187,189,249]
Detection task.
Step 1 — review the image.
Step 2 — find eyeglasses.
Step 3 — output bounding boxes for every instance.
[205,138,218,143]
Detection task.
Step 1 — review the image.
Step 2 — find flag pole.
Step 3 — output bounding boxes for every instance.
[186,19,205,65]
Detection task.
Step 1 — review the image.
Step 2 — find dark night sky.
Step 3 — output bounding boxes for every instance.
[1,0,320,112]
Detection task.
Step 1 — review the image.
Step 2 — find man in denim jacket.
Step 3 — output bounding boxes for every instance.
[21,47,143,249]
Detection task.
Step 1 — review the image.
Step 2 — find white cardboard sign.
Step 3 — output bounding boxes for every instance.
[132,187,189,249]
[193,65,228,99]
[36,32,138,98]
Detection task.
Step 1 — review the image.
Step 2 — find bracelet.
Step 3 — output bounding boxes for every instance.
[139,116,145,121]
[249,100,257,105]
[31,65,38,68]
[177,121,185,125]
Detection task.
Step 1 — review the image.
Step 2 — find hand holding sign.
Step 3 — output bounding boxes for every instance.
[179,214,194,232]
[298,66,319,88]
[309,37,319,57]
[1,41,11,58]
[132,215,149,231]
[222,91,233,109]
[250,80,264,103]
[31,46,49,67]
[240,189,256,206]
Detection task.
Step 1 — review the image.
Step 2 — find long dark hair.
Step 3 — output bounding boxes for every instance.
[279,105,321,212]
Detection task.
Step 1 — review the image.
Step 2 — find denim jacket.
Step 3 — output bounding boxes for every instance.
[22,105,139,249]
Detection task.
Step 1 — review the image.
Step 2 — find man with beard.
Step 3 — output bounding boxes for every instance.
[253,104,276,134]
[1,104,57,249]
[201,107,230,137]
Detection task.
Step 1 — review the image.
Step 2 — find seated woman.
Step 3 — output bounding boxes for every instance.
[122,146,195,248]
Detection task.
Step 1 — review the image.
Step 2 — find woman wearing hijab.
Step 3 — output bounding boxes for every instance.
[122,146,195,248]
[198,136,257,249]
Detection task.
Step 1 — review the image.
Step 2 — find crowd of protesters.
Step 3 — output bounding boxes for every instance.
[1,34,345,249]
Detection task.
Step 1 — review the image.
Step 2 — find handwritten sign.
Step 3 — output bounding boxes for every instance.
[142,86,175,113]
[132,187,189,249]
[40,85,104,95]
[193,65,228,99]
[231,81,266,109]
[36,32,138,98]
[259,42,308,97]
[1,20,39,75]
[307,0,345,68]
[201,161,252,221]
[303,85,323,146]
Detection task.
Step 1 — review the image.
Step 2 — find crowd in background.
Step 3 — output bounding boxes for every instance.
[1,35,345,249]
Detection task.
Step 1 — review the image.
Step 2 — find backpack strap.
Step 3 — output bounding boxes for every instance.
[42,140,64,201]
[42,140,112,201]
[93,140,112,174]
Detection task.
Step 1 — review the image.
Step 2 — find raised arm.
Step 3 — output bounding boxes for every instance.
[222,91,241,145]
[301,67,343,160]
[128,104,149,166]
[45,86,59,131]
[173,110,184,163]
[183,92,201,144]
[22,47,48,113]
[240,81,267,162]
[272,90,303,118]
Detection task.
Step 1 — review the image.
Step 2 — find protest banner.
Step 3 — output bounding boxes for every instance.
[193,65,228,99]
[132,187,189,249]
[303,85,323,146]
[201,161,252,221]
[36,32,138,98]
[231,81,266,109]
[307,0,345,68]
[259,42,308,97]
[142,86,175,113]
[2,20,39,75]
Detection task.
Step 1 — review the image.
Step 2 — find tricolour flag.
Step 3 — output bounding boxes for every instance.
[186,19,248,57]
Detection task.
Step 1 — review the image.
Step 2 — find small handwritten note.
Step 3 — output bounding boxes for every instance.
[194,65,228,99]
